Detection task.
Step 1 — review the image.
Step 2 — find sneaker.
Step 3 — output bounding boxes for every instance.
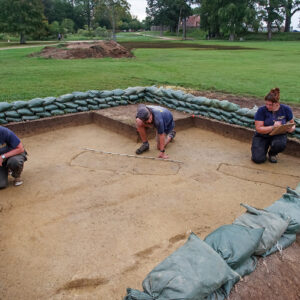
[136,142,149,155]
[268,155,277,163]
[14,178,23,186]
[168,130,176,140]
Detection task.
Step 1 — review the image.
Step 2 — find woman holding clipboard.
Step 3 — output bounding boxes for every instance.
[251,87,296,163]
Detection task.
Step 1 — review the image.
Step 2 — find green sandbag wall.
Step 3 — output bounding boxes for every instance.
[0,86,299,140]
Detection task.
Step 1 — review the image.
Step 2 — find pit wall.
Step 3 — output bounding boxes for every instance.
[1,86,299,140]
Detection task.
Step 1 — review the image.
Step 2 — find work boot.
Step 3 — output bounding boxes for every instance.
[268,155,277,163]
[136,142,149,155]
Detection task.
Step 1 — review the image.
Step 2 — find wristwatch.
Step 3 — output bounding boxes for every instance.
[160,149,165,153]
[1,154,6,160]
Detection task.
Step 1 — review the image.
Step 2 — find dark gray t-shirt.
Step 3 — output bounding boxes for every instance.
[0,126,21,155]
[147,105,174,134]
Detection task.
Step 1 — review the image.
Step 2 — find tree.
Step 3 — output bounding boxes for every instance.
[61,18,75,33]
[146,0,192,36]
[97,0,130,40]
[281,0,300,31]
[199,0,259,39]
[75,0,98,30]
[218,0,258,40]
[257,0,284,40]
[0,0,45,43]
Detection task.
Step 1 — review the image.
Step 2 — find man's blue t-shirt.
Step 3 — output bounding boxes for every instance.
[147,105,174,134]
[0,126,21,155]
[254,104,293,127]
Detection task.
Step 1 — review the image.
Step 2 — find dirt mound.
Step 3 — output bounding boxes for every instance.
[34,41,133,59]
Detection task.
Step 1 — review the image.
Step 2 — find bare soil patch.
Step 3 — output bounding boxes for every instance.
[120,41,256,51]
[230,235,300,300]
[0,119,299,299]
[32,40,133,59]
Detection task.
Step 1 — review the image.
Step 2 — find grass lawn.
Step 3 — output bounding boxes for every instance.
[0,39,299,104]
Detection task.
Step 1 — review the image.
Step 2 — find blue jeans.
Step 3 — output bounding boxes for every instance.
[251,133,287,164]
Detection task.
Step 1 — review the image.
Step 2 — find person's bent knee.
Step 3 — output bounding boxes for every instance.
[271,141,286,154]
[0,178,8,189]
[251,154,267,164]
[136,118,145,128]
[6,157,22,170]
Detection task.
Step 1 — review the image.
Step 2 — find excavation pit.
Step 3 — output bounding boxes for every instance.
[0,105,300,299]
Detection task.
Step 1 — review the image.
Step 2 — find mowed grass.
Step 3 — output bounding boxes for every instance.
[0,40,299,104]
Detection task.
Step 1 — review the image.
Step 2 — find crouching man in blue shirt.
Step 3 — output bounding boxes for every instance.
[135,105,176,159]
[251,88,295,164]
[0,126,27,188]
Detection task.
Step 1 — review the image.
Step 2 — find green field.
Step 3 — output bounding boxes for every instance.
[0,39,299,104]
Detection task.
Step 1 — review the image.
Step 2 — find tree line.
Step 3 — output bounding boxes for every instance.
[0,0,144,43]
[0,0,299,43]
[147,0,300,40]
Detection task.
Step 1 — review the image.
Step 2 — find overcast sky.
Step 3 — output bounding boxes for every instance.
[128,0,299,29]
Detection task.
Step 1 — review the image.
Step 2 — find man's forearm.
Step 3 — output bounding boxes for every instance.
[2,143,24,159]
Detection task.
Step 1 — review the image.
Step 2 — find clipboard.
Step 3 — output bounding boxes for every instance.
[269,123,294,136]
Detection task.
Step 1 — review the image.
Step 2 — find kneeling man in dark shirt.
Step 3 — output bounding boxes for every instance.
[135,104,176,159]
[0,126,27,188]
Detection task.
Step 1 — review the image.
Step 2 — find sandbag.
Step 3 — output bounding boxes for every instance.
[204,224,264,269]
[100,90,114,98]
[64,102,78,109]
[6,117,22,122]
[43,97,57,105]
[99,104,110,109]
[262,233,296,257]
[124,289,153,300]
[5,111,21,118]
[22,115,40,121]
[17,108,34,116]
[88,105,99,110]
[0,118,8,124]
[13,101,28,109]
[50,109,65,115]
[27,98,44,108]
[72,91,89,99]
[86,98,98,105]
[233,204,290,255]
[74,100,88,106]
[162,89,173,98]
[113,89,124,96]
[36,112,51,118]
[87,90,101,98]
[57,94,74,102]
[129,95,139,101]
[30,107,45,113]
[141,233,239,300]
[55,102,66,109]
[45,104,58,111]
[64,108,77,114]
[94,98,106,105]
[0,102,13,112]
[172,90,185,100]
[76,106,89,112]
[265,186,300,234]
[246,106,258,118]
[236,108,250,116]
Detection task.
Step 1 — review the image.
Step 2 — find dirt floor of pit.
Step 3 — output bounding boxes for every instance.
[0,124,300,300]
